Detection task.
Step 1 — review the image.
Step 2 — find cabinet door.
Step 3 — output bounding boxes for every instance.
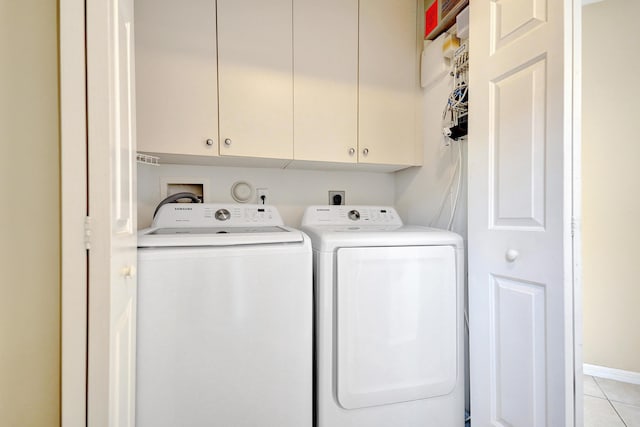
[359,0,419,166]
[217,0,293,159]
[293,0,358,163]
[135,0,218,156]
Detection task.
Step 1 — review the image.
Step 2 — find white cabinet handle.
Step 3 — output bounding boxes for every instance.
[362,148,369,156]
[224,138,232,146]
[505,249,519,263]
[205,138,214,146]
[348,147,355,156]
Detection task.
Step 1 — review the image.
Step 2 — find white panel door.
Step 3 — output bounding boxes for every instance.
[87,0,138,425]
[468,0,577,426]
[217,0,293,160]
[293,0,358,163]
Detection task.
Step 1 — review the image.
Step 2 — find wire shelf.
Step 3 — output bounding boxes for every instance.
[136,153,160,166]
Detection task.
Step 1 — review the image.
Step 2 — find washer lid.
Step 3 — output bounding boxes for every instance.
[138,225,304,248]
[148,226,289,235]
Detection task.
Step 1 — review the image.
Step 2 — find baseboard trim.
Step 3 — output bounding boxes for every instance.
[584,364,640,385]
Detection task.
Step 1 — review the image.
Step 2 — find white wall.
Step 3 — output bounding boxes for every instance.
[0,0,60,425]
[582,0,640,373]
[395,52,468,238]
[138,164,396,228]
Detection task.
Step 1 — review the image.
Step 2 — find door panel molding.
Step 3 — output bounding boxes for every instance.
[491,275,547,426]
[491,0,547,54]
[489,55,547,230]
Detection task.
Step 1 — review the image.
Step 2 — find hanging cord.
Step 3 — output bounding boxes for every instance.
[429,140,462,230]
[152,192,202,218]
[447,141,463,231]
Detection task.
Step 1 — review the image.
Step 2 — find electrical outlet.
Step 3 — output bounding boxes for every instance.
[256,188,269,204]
[329,191,345,205]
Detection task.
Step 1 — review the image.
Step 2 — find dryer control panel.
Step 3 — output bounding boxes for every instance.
[301,206,403,227]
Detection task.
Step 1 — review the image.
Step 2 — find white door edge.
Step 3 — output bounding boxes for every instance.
[86,0,138,424]
[60,0,89,425]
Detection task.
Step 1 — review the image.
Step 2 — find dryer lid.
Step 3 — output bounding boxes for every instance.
[300,206,463,252]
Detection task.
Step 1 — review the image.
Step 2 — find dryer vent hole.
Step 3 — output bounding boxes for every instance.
[167,183,204,202]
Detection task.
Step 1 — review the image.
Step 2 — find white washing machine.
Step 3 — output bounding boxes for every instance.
[301,206,464,427]
[137,204,312,427]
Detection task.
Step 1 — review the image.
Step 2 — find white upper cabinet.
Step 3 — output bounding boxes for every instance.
[135,0,420,169]
[293,0,359,164]
[135,0,219,157]
[358,0,420,166]
[217,0,293,160]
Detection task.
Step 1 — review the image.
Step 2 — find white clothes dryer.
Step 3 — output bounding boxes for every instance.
[301,206,464,427]
[137,204,312,427]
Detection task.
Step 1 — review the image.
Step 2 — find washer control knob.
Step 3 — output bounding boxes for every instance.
[215,208,231,221]
[348,210,360,221]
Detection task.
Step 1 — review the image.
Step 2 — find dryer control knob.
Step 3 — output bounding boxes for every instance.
[348,210,360,221]
[215,209,231,221]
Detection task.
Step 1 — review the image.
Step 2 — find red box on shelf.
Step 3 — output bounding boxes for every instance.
[424,0,468,40]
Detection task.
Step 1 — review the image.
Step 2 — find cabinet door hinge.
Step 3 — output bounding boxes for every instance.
[571,217,580,239]
[84,216,92,250]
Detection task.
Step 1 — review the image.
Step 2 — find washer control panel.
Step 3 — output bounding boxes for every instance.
[301,206,402,226]
[153,204,284,228]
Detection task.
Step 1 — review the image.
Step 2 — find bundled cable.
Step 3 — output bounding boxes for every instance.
[442,43,469,142]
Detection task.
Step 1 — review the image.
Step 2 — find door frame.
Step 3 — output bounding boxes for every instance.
[58,0,584,425]
[571,0,584,424]
[60,0,89,425]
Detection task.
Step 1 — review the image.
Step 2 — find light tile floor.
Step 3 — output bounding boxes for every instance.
[584,375,640,427]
